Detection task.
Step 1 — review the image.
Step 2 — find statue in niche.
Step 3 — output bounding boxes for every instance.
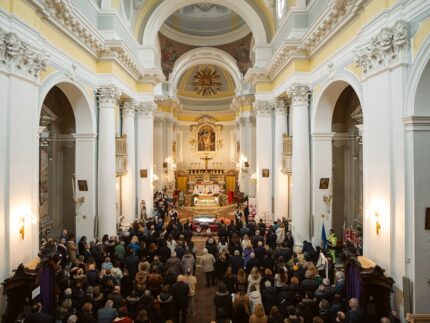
[161,41,179,76]
[140,200,147,220]
[235,40,251,74]
[197,125,216,152]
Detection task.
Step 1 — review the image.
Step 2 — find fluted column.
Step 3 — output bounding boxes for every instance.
[254,101,273,222]
[121,99,137,225]
[153,115,164,191]
[97,85,121,236]
[287,85,311,244]
[274,98,289,220]
[137,102,155,217]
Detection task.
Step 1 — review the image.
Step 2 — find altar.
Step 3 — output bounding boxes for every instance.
[175,169,238,207]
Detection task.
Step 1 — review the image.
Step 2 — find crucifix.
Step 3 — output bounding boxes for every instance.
[200,155,213,170]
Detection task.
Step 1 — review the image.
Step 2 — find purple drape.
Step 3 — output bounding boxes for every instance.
[39,264,55,315]
[346,261,362,302]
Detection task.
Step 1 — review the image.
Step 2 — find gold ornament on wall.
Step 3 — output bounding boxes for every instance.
[191,66,223,97]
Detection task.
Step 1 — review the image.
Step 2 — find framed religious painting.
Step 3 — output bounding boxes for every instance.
[140,169,148,178]
[319,178,330,189]
[262,169,270,178]
[78,180,88,191]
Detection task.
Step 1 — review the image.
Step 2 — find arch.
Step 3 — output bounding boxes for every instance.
[406,33,430,116]
[39,73,96,135]
[141,0,268,47]
[170,47,242,95]
[312,75,364,133]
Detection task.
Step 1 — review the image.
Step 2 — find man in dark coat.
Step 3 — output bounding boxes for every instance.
[125,249,139,279]
[171,276,190,323]
[230,250,244,274]
[261,281,277,315]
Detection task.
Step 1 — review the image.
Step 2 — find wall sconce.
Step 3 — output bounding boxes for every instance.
[19,214,36,239]
[369,210,381,235]
[152,174,159,183]
[250,173,258,184]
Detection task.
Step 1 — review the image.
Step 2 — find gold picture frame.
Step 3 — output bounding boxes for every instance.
[140,169,148,178]
[262,169,270,177]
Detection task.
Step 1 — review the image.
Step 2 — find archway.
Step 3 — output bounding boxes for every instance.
[39,86,76,239]
[331,86,363,237]
[312,79,364,248]
[38,79,97,242]
[404,41,430,312]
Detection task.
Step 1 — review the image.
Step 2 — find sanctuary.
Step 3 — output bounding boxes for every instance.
[1,0,430,320]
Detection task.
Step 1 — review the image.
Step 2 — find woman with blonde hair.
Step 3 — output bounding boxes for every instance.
[247,266,262,292]
[249,303,267,323]
[242,234,251,249]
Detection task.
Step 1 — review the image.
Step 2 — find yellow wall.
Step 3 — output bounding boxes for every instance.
[412,17,430,58]
[176,113,236,122]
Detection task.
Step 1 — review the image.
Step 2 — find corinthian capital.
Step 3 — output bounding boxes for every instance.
[138,101,156,118]
[275,97,290,115]
[97,85,121,106]
[121,99,136,117]
[254,100,274,117]
[286,85,310,105]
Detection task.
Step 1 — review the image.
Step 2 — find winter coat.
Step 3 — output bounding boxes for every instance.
[201,253,216,272]
[213,291,233,319]
[248,290,263,314]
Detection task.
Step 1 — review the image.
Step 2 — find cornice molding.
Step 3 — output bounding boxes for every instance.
[38,0,164,84]
[0,28,48,79]
[354,20,409,77]
[247,0,369,82]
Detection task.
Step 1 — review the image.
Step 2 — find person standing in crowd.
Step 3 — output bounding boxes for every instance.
[201,248,216,287]
[234,205,243,222]
[328,229,337,262]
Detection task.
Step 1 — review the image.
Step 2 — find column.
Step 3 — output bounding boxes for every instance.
[287,85,311,245]
[97,85,120,236]
[239,115,250,195]
[162,117,174,188]
[153,115,164,191]
[137,102,155,217]
[121,99,137,225]
[248,114,257,196]
[274,98,289,220]
[254,101,273,222]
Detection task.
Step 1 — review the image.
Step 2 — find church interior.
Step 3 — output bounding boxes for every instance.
[1,0,430,321]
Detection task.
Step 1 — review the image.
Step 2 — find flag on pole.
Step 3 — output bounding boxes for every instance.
[321,223,328,249]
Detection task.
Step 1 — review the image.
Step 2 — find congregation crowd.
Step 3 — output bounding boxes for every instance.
[23,205,401,323]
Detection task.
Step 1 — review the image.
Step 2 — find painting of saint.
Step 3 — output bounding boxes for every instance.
[197,125,216,151]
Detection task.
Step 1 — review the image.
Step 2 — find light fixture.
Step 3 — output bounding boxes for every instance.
[369,210,381,235]
[152,174,159,183]
[251,173,258,184]
[19,214,36,239]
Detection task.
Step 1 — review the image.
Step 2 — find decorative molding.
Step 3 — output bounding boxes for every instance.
[403,116,430,132]
[0,28,48,79]
[41,0,164,83]
[354,20,409,76]
[265,0,369,80]
[96,85,121,106]
[153,117,164,128]
[121,99,136,117]
[138,101,156,117]
[275,97,290,115]
[286,84,310,105]
[248,115,256,126]
[254,100,274,117]
[244,67,270,85]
